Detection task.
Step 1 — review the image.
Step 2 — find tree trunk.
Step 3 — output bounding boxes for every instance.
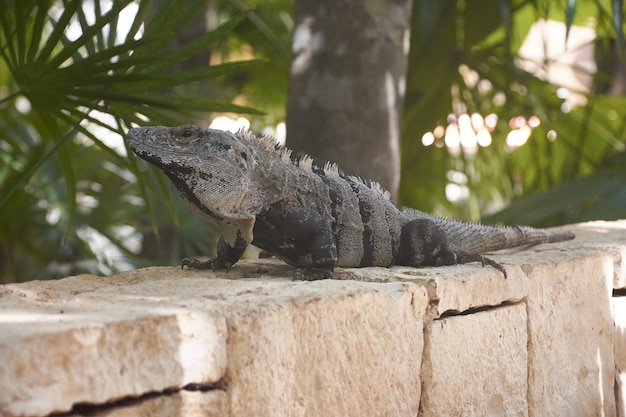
[286,0,412,200]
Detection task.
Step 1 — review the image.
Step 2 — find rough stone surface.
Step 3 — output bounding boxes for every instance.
[0,272,229,417]
[572,220,626,289]
[225,285,426,417]
[419,303,529,417]
[525,255,616,417]
[615,296,626,417]
[336,264,529,319]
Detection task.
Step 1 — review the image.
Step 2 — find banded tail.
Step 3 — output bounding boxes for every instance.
[403,208,575,255]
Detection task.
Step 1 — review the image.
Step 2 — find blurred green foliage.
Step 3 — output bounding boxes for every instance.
[401,0,626,225]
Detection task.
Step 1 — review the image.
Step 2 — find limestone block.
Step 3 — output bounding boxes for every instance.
[225,281,429,417]
[573,220,626,289]
[525,255,616,417]
[336,264,529,318]
[0,303,227,417]
[615,296,626,417]
[616,248,626,289]
[419,303,528,417]
[69,389,229,417]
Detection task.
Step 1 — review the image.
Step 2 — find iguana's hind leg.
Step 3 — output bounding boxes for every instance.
[397,218,507,277]
[397,218,453,267]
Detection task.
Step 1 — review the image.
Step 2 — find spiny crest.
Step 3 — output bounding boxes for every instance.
[235,128,298,164]
[362,178,392,200]
[234,129,391,200]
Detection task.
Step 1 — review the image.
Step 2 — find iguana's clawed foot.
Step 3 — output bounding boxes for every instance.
[293,267,333,281]
[450,252,508,279]
[432,249,508,278]
[476,255,507,278]
[181,257,232,271]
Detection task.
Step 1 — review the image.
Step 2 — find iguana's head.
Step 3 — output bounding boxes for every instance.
[127,125,256,219]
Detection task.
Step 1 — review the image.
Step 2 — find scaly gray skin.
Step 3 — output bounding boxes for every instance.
[127,125,575,280]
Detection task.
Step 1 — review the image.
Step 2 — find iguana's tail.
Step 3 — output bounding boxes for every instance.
[402,208,575,254]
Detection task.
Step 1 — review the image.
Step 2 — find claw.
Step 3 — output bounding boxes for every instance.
[454,252,508,278]
[181,258,195,270]
[293,267,333,281]
[180,257,232,271]
[480,256,508,279]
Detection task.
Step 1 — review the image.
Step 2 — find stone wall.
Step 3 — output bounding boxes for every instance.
[0,220,624,417]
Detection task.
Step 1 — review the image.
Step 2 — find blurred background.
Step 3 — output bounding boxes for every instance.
[0,0,624,282]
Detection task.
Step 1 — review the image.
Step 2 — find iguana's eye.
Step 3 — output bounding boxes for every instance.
[175,127,197,143]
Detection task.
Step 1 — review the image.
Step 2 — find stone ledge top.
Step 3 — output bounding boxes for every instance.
[1,220,624,319]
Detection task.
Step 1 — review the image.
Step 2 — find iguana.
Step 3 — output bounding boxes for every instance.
[127,125,575,280]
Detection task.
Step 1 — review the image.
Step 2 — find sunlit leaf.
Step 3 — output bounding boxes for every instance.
[564,0,576,42]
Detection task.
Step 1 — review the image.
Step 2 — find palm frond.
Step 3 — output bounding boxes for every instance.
[0,0,263,282]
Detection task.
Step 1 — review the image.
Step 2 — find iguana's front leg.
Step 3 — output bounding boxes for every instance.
[181,234,247,271]
[253,201,338,281]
